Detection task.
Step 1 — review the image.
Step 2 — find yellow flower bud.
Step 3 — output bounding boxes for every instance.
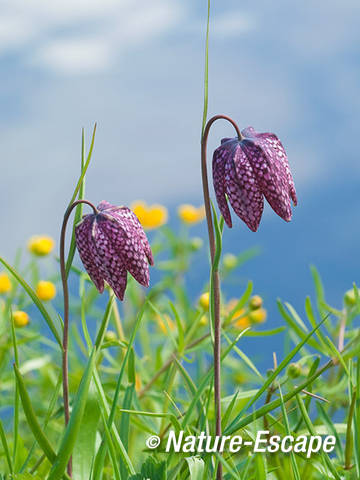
[28,236,55,256]
[36,281,56,301]
[249,295,263,310]
[249,308,267,324]
[131,201,168,230]
[199,292,210,311]
[199,314,208,326]
[0,272,12,294]
[135,373,142,392]
[223,253,237,270]
[13,310,30,328]
[178,204,205,225]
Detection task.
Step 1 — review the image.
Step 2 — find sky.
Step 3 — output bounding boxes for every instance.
[1,0,360,344]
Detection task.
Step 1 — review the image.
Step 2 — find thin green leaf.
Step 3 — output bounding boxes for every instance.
[48,348,97,480]
[1,258,62,347]
[0,419,13,474]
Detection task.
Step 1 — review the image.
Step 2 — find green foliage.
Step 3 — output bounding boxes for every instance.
[0,135,359,480]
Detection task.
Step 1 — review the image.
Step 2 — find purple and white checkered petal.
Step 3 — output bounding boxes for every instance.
[110,208,154,266]
[91,220,129,300]
[212,145,233,227]
[225,146,264,232]
[241,140,292,222]
[75,215,104,293]
[242,129,297,207]
[256,133,297,206]
[97,214,150,288]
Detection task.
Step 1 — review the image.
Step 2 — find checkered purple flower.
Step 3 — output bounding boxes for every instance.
[75,200,154,300]
[212,127,297,232]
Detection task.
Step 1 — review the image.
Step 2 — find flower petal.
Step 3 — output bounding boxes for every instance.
[116,207,154,266]
[212,144,233,227]
[75,215,104,293]
[100,204,154,266]
[242,128,297,206]
[225,146,264,232]
[258,133,297,206]
[91,220,128,300]
[241,140,292,222]
[97,213,150,288]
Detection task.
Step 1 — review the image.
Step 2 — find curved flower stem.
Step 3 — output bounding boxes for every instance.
[59,199,97,477]
[201,114,241,480]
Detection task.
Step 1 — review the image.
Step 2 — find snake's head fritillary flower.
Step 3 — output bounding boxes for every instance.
[212,127,297,231]
[75,201,154,301]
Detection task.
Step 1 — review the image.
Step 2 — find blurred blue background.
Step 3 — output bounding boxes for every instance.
[0,0,359,355]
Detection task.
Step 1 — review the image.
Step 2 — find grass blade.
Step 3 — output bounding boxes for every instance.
[48,348,97,480]
[1,257,62,347]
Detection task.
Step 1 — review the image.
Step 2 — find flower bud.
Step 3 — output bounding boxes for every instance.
[344,288,359,307]
[199,292,210,311]
[36,281,56,301]
[249,308,267,324]
[189,237,203,251]
[287,363,302,378]
[13,311,30,328]
[0,272,12,294]
[223,253,237,270]
[28,236,55,256]
[249,295,263,310]
[104,330,118,342]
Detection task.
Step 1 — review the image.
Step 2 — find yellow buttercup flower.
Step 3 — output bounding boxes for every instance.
[0,272,12,294]
[233,308,251,330]
[13,310,30,328]
[28,235,55,256]
[226,299,250,329]
[131,201,168,230]
[36,281,56,301]
[178,204,205,225]
[199,292,210,311]
[157,314,175,334]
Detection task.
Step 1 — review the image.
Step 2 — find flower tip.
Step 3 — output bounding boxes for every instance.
[224,217,233,228]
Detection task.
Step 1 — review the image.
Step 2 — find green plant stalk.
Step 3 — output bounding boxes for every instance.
[345,389,356,470]
[201,115,242,480]
[59,199,98,476]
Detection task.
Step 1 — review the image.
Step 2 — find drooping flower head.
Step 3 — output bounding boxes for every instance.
[75,201,154,301]
[212,127,297,231]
